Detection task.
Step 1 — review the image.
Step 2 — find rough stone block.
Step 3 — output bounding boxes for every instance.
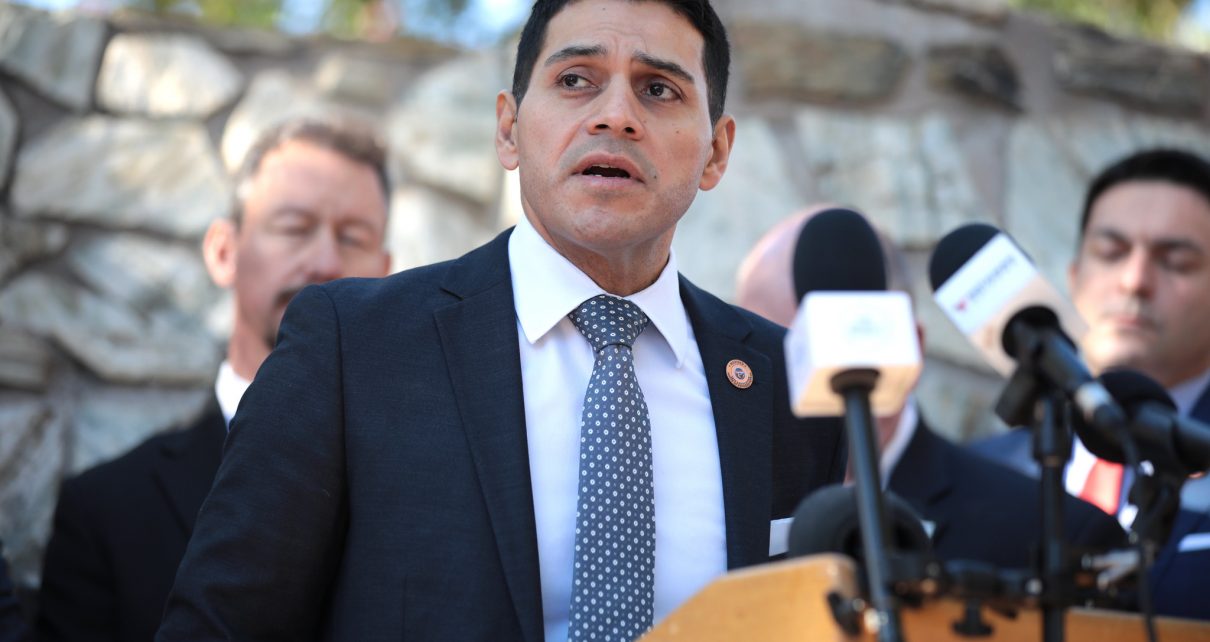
[927,43,1020,109]
[389,185,499,274]
[220,70,353,172]
[732,22,908,104]
[70,383,211,474]
[389,51,506,205]
[0,272,220,386]
[0,88,17,185]
[0,4,105,110]
[673,117,802,302]
[97,32,243,118]
[0,396,61,586]
[1054,27,1209,114]
[0,328,54,392]
[66,234,218,318]
[0,219,69,283]
[314,52,398,106]
[11,116,231,239]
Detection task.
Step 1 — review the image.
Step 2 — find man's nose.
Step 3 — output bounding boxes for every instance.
[303,231,345,284]
[590,81,644,139]
[1118,248,1155,297]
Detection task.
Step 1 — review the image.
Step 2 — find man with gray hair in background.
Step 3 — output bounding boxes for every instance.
[36,117,393,642]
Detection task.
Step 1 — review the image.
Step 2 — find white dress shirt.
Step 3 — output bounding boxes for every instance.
[214,360,252,426]
[508,216,726,642]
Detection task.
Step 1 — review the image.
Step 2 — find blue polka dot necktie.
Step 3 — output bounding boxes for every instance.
[566,295,656,642]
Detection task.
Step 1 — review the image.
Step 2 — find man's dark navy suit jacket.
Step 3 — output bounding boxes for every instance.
[157,229,847,641]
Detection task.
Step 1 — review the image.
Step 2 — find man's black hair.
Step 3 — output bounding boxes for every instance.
[511,0,730,126]
[1080,148,1210,239]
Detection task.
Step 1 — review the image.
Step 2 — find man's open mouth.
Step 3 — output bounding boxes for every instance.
[581,164,632,179]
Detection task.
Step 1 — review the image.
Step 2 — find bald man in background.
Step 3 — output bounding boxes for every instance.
[735,207,1126,569]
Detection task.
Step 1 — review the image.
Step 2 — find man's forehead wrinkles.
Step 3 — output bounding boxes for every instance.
[542,41,698,82]
[544,44,606,67]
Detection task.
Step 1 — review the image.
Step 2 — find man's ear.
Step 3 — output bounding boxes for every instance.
[203,218,238,289]
[699,114,736,191]
[496,91,520,171]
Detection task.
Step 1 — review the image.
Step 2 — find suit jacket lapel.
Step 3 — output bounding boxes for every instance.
[679,277,773,569]
[888,418,953,543]
[1190,381,1210,424]
[1152,382,1210,582]
[152,398,227,535]
[433,230,543,642]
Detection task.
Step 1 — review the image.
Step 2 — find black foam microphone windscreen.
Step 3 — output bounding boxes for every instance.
[787,485,933,562]
[927,222,998,291]
[1079,368,1178,466]
[792,208,887,301]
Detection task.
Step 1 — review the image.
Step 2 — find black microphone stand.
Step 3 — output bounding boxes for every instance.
[831,368,904,642]
[995,346,1076,642]
[1035,391,1071,642]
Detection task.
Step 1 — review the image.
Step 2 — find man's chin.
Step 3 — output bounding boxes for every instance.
[1090,346,1151,374]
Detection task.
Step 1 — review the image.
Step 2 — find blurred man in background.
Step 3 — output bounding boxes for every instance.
[971,148,1210,619]
[35,118,393,642]
[736,207,1125,569]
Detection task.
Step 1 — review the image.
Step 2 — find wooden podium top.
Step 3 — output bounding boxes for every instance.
[641,555,1210,642]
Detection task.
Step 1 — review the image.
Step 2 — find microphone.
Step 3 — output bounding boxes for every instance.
[928,223,1124,431]
[788,485,933,561]
[785,208,921,418]
[784,208,918,642]
[1083,369,1210,476]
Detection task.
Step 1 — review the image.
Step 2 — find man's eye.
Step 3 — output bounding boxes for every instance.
[1088,240,1127,262]
[644,81,678,101]
[559,74,586,89]
[276,225,309,237]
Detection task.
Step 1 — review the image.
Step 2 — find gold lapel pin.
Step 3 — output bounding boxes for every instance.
[725,359,753,389]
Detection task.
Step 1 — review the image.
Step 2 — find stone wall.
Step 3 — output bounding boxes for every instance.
[1,0,1209,588]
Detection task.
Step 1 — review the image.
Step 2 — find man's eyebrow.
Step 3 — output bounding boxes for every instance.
[1087,227,1205,254]
[634,52,695,86]
[1151,238,1205,255]
[542,46,697,87]
[544,45,606,67]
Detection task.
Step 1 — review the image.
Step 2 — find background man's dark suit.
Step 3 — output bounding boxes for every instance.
[969,385,1210,618]
[158,230,846,641]
[890,420,1125,570]
[36,402,225,641]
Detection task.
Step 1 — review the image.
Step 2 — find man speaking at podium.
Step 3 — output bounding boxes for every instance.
[157,0,845,639]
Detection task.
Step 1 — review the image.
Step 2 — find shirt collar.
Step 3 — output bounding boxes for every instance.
[214,360,251,426]
[880,396,918,487]
[508,215,692,367]
[1168,365,1210,417]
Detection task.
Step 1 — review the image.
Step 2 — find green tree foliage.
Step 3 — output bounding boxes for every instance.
[1011,0,1195,41]
[121,0,473,38]
[127,0,284,29]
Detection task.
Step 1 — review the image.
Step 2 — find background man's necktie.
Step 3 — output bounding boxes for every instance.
[1080,458,1123,515]
[567,295,656,642]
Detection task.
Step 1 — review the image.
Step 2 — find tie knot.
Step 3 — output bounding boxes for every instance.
[569,295,650,351]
